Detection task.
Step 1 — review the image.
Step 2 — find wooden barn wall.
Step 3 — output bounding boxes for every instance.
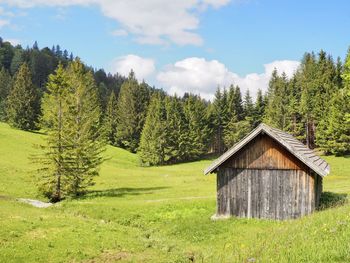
[222,134,308,171]
[217,168,321,220]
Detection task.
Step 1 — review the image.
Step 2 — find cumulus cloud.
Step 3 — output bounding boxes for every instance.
[111,29,128,37]
[110,54,156,81]
[0,0,231,45]
[157,57,300,100]
[0,6,14,28]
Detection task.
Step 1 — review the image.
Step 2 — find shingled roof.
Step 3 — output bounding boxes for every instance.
[204,123,330,177]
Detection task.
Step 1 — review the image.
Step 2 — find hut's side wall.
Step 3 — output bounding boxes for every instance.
[217,168,318,219]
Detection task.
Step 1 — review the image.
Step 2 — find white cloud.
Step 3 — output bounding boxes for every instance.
[0,0,231,46]
[157,58,235,100]
[111,29,128,37]
[110,54,156,81]
[0,0,92,8]
[157,57,300,100]
[0,6,13,28]
[0,19,9,28]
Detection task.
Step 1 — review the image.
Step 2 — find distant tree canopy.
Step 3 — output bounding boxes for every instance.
[0,38,126,120]
[1,36,350,170]
[263,50,349,155]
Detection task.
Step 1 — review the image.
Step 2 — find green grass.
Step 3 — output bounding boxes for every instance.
[1,121,350,262]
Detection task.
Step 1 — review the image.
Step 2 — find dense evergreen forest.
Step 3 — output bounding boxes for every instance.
[0,37,349,169]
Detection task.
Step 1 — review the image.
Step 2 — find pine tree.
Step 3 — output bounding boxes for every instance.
[224,114,251,148]
[343,47,350,125]
[33,41,39,50]
[233,86,244,120]
[210,87,229,153]
[63,50,69,60]
[38,60,106,199]
[183,94,210,160]
[264,70,289,130]
[139,93,166,166]
[318,48,350,154]
[10,48,24,75]
[286,74,304,140]
[252,89,265,127]
[227,85,244,121]
[97,82,109,112]
[0,67,12,121]
[317,89,350,155]
[38,63,70,201]
[243,89,254,122]
[105,91,118,145]
[7,62,40,130]
[223,88,253,148]
[55,45,62,57]
[115,71,150,152]
[163,96,187,163]
[299,51,340,148]
[63,59,105,196]
[0,41,14,70]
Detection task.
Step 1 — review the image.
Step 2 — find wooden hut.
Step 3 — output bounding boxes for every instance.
[204,123,330,220]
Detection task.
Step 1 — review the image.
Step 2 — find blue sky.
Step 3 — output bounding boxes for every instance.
[0,0,349,99]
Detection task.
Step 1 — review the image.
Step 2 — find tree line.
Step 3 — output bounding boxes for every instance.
[0,37,350,200]
[0,37,126,124]
[264,49,350,155]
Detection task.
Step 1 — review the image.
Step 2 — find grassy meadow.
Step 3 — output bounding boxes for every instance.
[1,121,350,262]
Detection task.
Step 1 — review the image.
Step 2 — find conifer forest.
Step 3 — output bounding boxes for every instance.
[0,37,349,201]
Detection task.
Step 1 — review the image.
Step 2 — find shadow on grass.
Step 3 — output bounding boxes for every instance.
[318,191,348,210]
[79,186,170,199]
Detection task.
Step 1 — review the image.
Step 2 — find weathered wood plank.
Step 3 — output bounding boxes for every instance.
[222,134,309,171]
[216,167,321,220]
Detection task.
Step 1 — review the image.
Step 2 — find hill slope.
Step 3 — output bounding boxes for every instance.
[1,122,350,262]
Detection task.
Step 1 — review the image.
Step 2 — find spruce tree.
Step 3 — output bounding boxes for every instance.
[10,48,24,75]
[38,60,106,199]
[0,41,14,70]
[38,63,70,201]
[105,91,118,146]
[0,67,12,121]
[116,71,150,152]
[318,48,350,155]
[224,115,251,148]
[224,88,253,148]
[211,87,229,153]
[7,62,40,130]
[183,94,210,160]
[317,89,350,155]
[63,59,105,196]
[243,89,254,122]
[252,89,265,127]
[233,86,244,120]
[286,74,304,140]
[227,85,244,121]
[139,93,166,166]
[163,96,188,163]
[264,70,289,130]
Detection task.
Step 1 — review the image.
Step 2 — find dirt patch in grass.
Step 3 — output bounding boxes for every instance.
[84,250,132,262]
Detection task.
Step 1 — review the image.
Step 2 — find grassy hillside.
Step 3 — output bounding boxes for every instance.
[1,122,350,262]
